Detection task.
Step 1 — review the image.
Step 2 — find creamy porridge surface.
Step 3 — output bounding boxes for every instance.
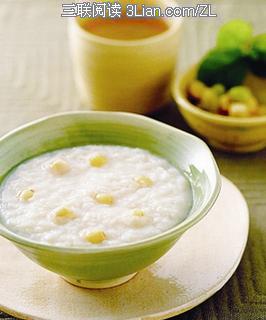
[0,145,192,247]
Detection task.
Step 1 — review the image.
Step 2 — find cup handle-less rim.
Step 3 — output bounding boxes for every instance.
[68,0,183,48]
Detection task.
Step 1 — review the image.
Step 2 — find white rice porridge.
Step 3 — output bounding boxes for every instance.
[0,145,192,247]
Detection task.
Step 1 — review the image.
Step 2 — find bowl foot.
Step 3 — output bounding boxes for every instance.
[62,273,137,289]
[208,139,266,153]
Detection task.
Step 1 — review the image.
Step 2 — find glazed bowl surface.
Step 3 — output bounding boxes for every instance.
[0,111,220,288]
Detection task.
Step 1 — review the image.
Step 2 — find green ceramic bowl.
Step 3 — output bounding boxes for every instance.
[0,111,221,288]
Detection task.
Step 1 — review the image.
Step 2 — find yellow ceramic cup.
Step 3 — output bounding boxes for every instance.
[68,0,182,114]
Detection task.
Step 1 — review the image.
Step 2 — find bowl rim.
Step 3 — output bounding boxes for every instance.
[173,65,266,127]
[0,111,221,253]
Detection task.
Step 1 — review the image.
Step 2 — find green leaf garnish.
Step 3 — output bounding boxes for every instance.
[197,48,248,88]
[197,19,266,86]
[249,34,266,77]
[217,19,253,52]
[250,34,266,60]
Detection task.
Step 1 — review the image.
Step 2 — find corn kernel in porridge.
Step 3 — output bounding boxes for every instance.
[133,209,145,217]
[52,207,76,225]
[89,154,108,167]
[135,176,153,187]
[85,230,106,244]
[95,193,114,205]
[18,189,34,202]
[50,159,70,175]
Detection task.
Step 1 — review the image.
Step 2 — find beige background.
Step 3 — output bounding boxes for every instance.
[0,0,266,319]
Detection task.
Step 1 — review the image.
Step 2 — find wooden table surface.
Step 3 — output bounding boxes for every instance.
[0,1,265,319]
